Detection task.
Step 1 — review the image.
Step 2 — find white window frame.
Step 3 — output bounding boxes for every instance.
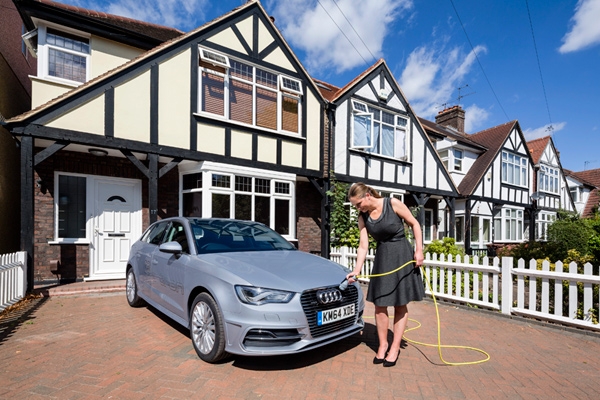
[453,148,463,172]
[539,164,559,194]
[501,207,524,242]
[502,151,528,187]
[198,47,302,135]
[367,105,408,159]
[470,216,492,246]
[351,100,373,149]
[179,163,296,240]
[36,23,90,85]
[200,48,230,69]
[536,211,555,241]
[279,75,303,95]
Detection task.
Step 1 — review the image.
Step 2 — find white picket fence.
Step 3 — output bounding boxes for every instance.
[0,251,28,312]
[330,247,600,331]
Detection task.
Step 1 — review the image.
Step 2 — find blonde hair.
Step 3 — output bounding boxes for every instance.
[348,182,382,200]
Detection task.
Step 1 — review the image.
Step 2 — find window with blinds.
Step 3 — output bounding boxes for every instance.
[199,48,302,134]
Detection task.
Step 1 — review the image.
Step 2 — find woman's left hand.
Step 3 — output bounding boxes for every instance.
[414,250,424,267]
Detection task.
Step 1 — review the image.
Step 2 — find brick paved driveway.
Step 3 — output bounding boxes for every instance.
[1,288,600,399]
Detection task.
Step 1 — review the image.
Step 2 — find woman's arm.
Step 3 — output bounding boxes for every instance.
[391,197,424,267]
[347,214,369,282]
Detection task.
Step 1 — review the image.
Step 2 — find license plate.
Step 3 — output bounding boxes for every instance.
[317,304,355,326]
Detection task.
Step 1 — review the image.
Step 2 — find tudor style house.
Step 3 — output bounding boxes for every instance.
[422,107,540,254]
[315,59,459,243]
[527,136,575,240]
[5,0,330,288]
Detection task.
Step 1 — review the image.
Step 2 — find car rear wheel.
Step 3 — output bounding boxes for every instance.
[190,293,227,363]
[126,268,145,307]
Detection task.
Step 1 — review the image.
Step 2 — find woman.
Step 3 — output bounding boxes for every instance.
[346,182,425,367]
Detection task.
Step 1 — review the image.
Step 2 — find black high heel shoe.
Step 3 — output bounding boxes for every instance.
[383,351,399,367]
[373,356,385,364]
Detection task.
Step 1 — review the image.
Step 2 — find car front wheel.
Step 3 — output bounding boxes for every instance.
[190,293,227,363]
[126,268,145,307]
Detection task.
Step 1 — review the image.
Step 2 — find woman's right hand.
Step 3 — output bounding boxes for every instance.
[346,273,358,283]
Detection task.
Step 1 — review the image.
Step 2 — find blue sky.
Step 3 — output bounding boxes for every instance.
[63,0,600,172]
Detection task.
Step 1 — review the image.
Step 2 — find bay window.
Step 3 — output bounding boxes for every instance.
[181,167,294,237]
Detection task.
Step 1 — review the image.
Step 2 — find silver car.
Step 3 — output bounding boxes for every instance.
[126,217,364,363]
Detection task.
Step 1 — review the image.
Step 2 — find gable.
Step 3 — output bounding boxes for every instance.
[331,62,456,196]
[202,11,298,75]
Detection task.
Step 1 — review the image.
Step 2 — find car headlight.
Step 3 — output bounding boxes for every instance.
[235,286,295,305]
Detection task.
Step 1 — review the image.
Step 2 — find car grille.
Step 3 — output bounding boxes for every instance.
[300,285,359,338]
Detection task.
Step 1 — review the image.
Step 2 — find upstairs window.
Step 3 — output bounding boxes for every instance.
[36,26,90,84]
[539,165,559,194]
[350,100,408,159]
[439,147,463,171]
[502,151,528,187]
[351,100,372,148]
[199,48,302,134]
[368,106,407,159]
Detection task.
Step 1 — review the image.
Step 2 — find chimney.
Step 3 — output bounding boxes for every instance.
[435,105,465,134]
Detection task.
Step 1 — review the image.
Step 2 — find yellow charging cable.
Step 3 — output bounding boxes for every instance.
[355,260,490,366]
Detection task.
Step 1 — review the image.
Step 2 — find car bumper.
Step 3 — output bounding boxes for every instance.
[222,285,365,356]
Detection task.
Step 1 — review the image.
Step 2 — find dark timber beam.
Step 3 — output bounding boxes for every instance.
[20,136,34,292]
[33,140,68,166]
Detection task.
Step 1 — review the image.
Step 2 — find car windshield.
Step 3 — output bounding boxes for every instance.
[188,219,297,254]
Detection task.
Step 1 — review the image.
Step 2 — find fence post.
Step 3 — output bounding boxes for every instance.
[501,256,513,315]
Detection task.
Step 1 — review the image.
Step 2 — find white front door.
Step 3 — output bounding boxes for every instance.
[90,178,141,280]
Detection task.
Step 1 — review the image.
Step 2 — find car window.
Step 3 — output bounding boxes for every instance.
[163,222,190,254]
[145,222,169,245]
[190,219,296,254]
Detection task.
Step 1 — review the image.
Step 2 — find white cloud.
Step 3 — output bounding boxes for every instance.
[398,44,486,119]
[559,0,600,53]
[523,122,567,141]
[464,104,489,133]
[267,0,413,73]
[63,0,209,31]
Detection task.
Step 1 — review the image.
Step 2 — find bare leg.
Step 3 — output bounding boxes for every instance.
[374,305,390,359]
[386,305,408,362]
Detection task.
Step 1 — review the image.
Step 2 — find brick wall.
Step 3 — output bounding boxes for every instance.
[32,150,178,282]
[296,181,323,255]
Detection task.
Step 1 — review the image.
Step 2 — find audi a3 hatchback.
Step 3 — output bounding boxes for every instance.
[126,217,365,363]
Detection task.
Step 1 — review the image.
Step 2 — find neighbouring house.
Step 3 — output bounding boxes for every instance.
[526,136,575,240]
[315,59,459,244]
[421,106,538,254]
[565,168,600,217]
[4,0,330,289]
[0,0,37,254]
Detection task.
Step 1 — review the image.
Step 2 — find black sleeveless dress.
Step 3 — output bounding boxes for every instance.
[362,198,425,307]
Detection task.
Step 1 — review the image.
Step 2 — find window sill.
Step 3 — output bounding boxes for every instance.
[193,112,305,140]
[349,148,410,164]
[30,75,82,88]
[48,239,90,245]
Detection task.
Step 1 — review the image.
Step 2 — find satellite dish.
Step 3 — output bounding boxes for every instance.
[530,192,544,201]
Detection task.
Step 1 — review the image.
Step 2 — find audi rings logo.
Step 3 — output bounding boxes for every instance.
[316,288,342,305]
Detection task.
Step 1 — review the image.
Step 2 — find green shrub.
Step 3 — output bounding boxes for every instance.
[424,237,465,257]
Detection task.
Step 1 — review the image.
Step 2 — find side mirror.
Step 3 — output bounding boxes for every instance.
[159,241,183,257]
